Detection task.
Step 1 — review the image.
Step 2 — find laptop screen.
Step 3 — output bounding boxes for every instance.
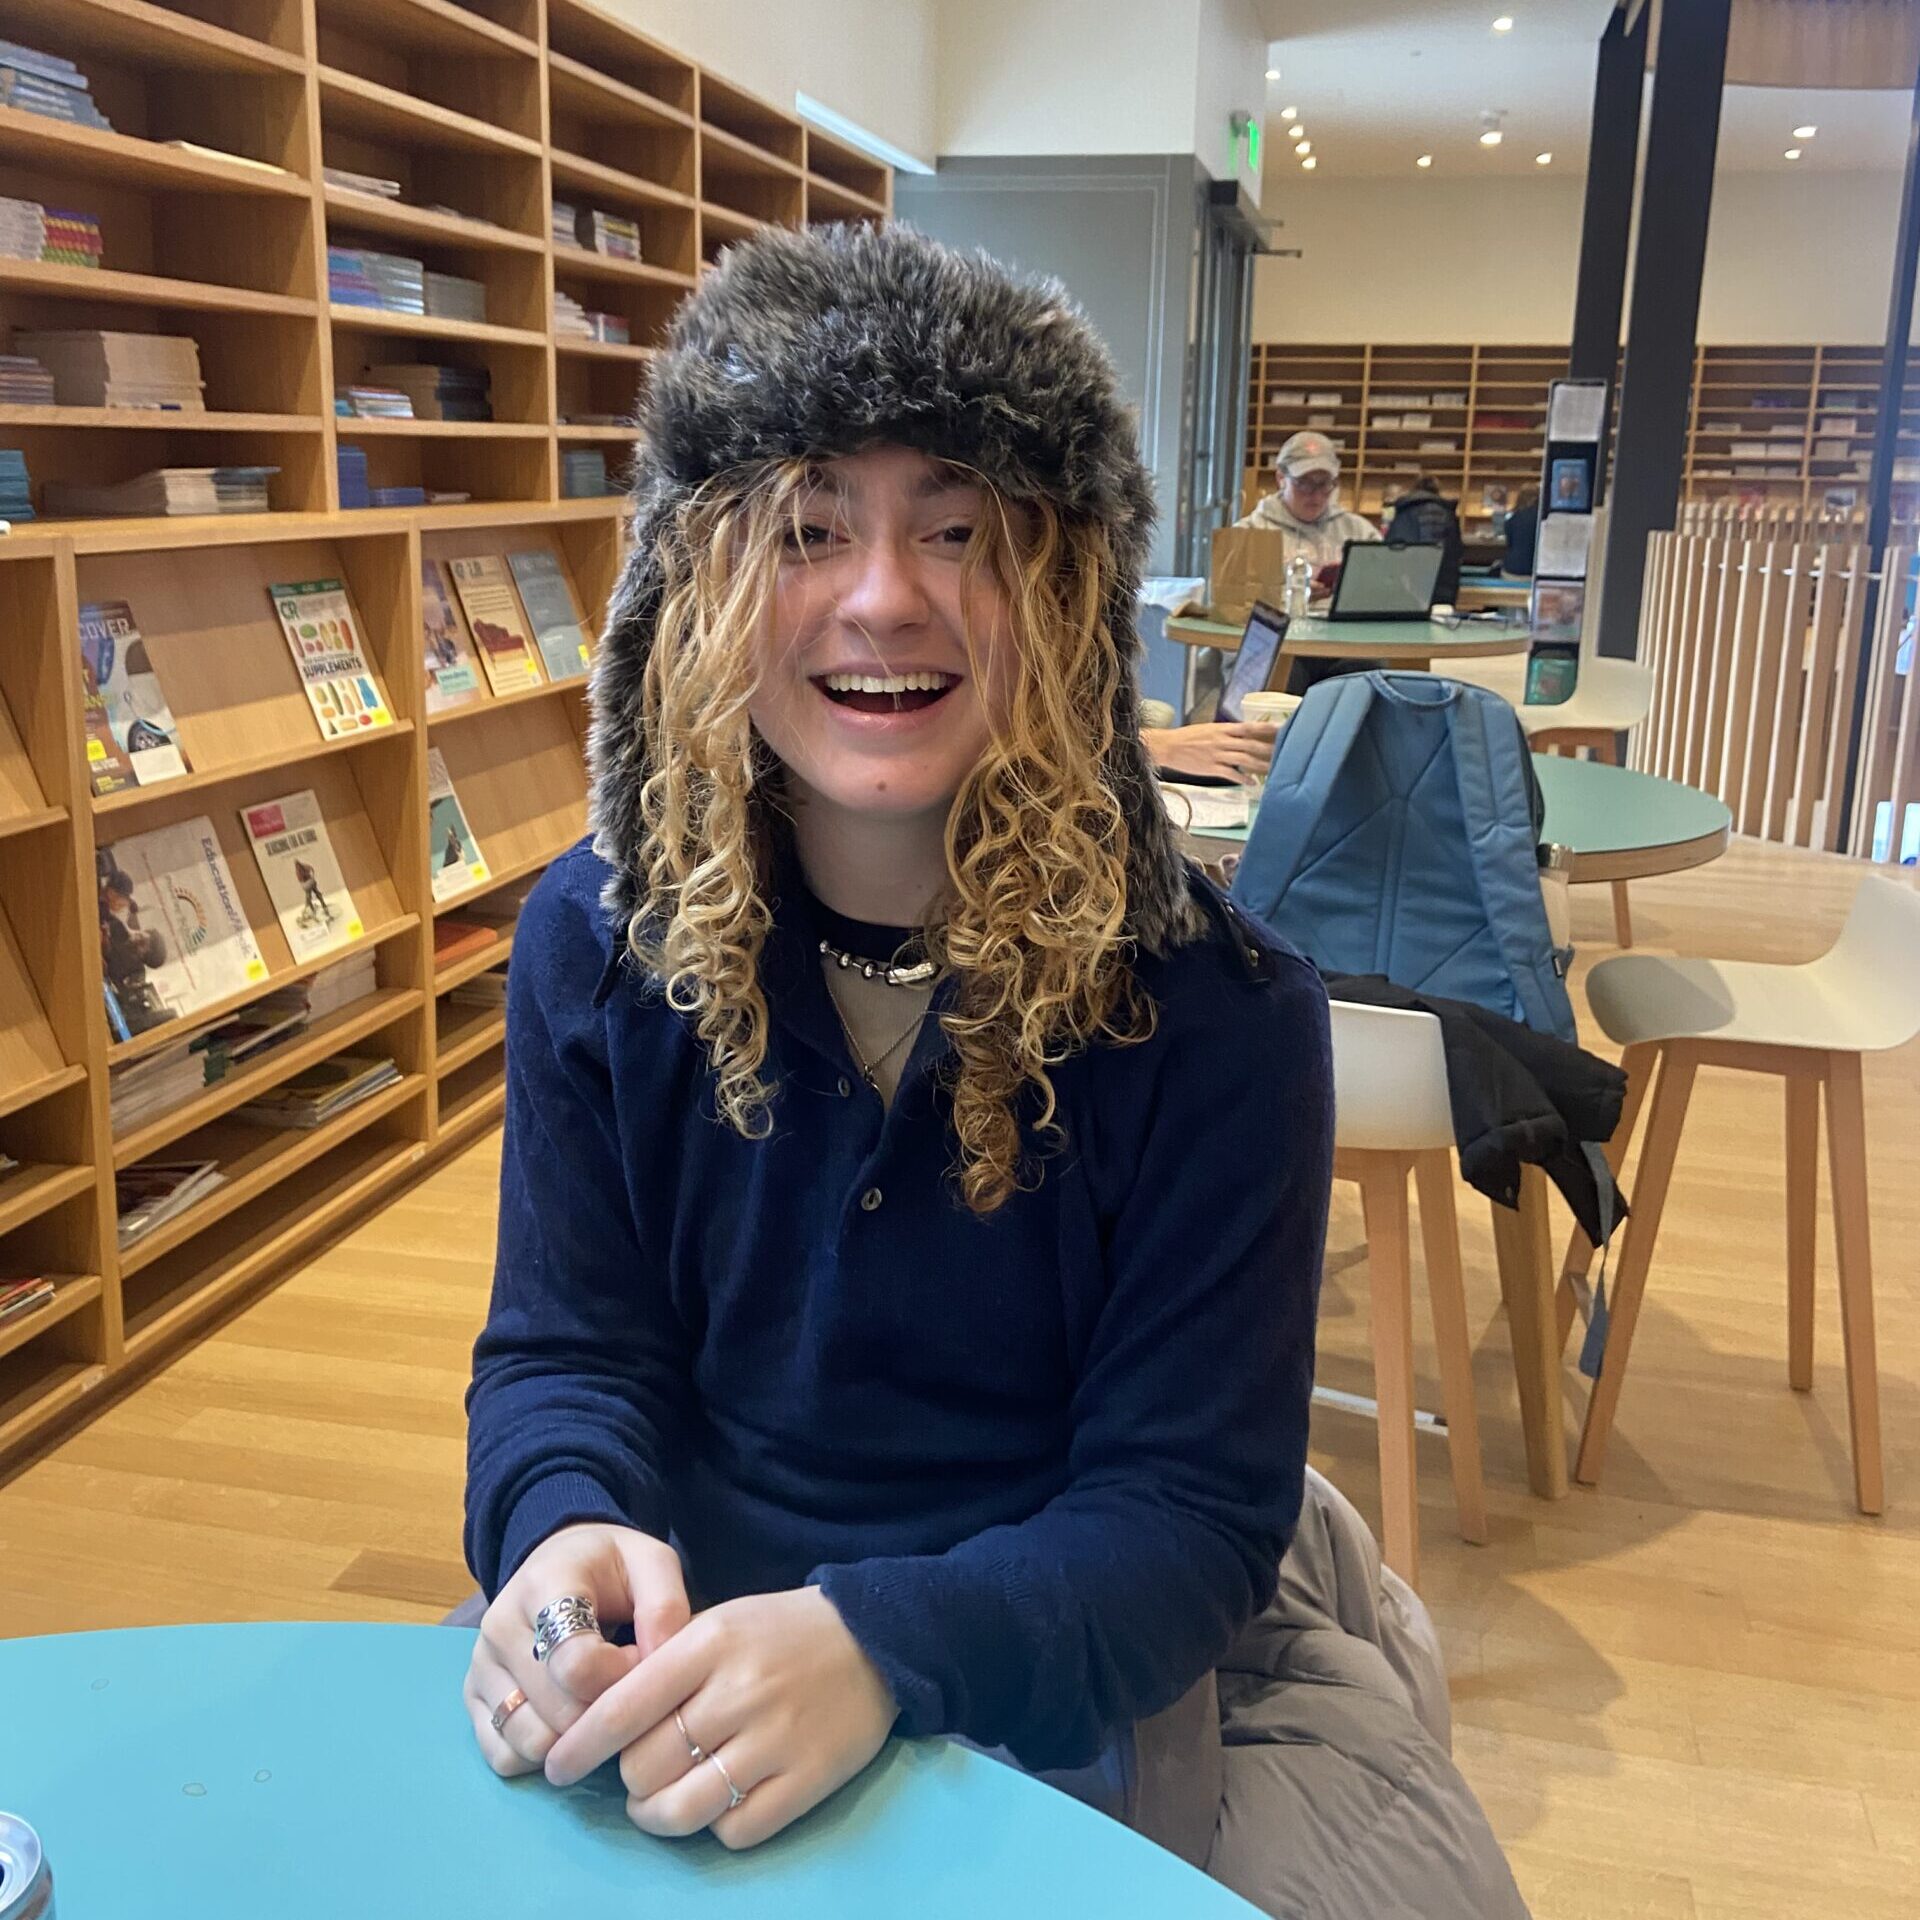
[1217,602,1288,722]
[1329,541,1444,619]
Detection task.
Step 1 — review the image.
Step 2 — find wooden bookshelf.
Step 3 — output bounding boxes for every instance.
[0,0,890,1468]
[1246,340,1918,528]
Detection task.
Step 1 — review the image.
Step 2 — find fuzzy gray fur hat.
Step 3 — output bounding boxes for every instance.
[588,220,1201,953]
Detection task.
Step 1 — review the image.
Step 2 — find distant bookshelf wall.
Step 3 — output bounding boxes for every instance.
[0,0,890,1468]
[1244,340,1920,530]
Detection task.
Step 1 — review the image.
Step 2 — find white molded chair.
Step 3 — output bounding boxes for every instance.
[1563,875,1920,1514]
[1327,1000,1489,1587]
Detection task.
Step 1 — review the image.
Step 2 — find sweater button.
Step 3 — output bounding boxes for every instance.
[860,1187,883,1212]
[838,1076,853,1098]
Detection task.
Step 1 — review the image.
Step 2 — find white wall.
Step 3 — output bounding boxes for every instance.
[604,0,938,163]
[1193,0,1267,206]
[937,0,1202,159]
[1252,171,1914,345]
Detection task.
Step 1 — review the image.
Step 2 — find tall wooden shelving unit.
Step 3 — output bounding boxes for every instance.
[0,0,890,1464]
[1247,340,1920,529]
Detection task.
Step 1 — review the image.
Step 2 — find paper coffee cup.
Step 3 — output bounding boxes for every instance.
[1139,698,1178,730]
[1239,691,1301,729]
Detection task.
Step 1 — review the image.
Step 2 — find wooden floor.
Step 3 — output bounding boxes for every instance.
[3,837,1915,1918]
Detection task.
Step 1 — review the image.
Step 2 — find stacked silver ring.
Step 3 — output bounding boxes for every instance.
[530,1594,601,1663]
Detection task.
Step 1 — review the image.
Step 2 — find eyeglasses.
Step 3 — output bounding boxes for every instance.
[1285,471,1335,494]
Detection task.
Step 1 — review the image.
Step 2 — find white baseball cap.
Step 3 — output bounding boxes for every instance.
[1276,430,1340,480]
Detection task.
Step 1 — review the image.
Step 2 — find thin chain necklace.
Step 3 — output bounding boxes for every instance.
[823,977,930,1089]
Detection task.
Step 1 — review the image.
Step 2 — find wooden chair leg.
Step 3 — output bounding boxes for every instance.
[1575,1047,1699,1487]
[1491,1165,1567,1499]
[1785,1073,1820,1393]
[1822,1051,1884,1516]
[1359,1160,1421,1587]
[1611,881,1634,948]
[1413,1150,1488,1546]
[1557,1040,1659,1353]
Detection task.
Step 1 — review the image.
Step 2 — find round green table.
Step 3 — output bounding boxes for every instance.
[0,1622,1260,1918]
[1164,612,1529,673]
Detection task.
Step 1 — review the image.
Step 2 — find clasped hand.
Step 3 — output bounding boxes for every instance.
[462,1522,896,1848]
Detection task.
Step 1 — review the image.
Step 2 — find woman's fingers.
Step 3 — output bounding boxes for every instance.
[613,1683,743,1802]
[463,1649,560,1777]
[479,1595,638,1739]
[708,1769,815,1851]
[624,1735,771,1840]
[545,1626,711,1787]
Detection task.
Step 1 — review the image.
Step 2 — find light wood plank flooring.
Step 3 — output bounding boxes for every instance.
[2,837,1915,1917]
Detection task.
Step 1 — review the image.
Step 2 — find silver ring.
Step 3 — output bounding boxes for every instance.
[674,1708,703,1761]
[706,1751,745,1810]
[531,1594,600,1663]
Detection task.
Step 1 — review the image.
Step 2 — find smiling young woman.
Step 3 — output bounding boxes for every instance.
[453,223,1522,1917]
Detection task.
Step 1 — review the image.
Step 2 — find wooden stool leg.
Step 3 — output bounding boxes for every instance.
[1557,1040,1659,1352]
[1491,1165,1567,1499]
[1360,1161,1421,1587]
[1575,1047,1699,1487]
[1611,881,1634,948]
[1823,1051,1885,1516]
[1785,1073,1820,1393]
[1413,1150,1488,1546]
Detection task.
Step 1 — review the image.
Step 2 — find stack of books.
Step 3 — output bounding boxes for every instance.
[0,1278,55,1329]
[551,199,580,247]
[425,270,487,323]
[583,210,642,261]
[448,969,509,1013]
[19,330,206,411]
[0,354,53,404]
[234,1052,400,1130]
[335,384,414,418]
[370,485,427,508]
[0,448,33,520]
[45,465,277,517]
[0,39,112,130]
[324,165,402,199]
[337,444,372,510]
[361,362,491,421]
[552,293,629,344]
[0,196,98,265]
[328,245,427,314]
[561,447,608,498]
[116,1160,225,1249]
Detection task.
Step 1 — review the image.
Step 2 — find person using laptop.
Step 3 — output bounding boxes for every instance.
[1234,431,1381,578]
[1142,716,1281,786]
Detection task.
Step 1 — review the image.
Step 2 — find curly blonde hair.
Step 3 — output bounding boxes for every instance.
[629,457,1153,1213]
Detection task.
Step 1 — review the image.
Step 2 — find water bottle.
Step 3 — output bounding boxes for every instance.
[1283,555,1312,620]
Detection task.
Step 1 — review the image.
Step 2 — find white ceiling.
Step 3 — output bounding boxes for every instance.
[1259,0,1915,185]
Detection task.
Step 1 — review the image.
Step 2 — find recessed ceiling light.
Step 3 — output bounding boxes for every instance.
[1793,124,1817,139]
[1785,147,1802,160]
[1493,14,1514,29]
[1296,141,1312,155]
[1480,129,1503,146]
[1535,151,1552,165]
[1265,67,1281,81]
[1291,125,1308,141]
[1416,153,1433,168]
[1279,105,1297,121]
[1301,156,1318,170]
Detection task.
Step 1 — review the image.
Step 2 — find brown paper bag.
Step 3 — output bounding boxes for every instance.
[1209,526,1290,623]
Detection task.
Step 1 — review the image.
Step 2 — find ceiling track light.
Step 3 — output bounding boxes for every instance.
[1480,129,1503,146]
[1279,104,1297,121]
[1265,67,1281,81]
[1477,109,1506,150]
[1295,141,1312,155]
[1416,153,1433,168]
[1492,14,1514,30]
[1793,124,1817,139]
[1784,147,1803,159]
[1301,156,1317,170]
[1535,151,1552,165]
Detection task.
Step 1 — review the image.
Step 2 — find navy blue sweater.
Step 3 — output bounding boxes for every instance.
[464,840,1332,1770]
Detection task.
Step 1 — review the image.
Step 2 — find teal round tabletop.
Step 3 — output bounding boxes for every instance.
[1165,612,1528,664]
[0,1622,1259,1920]
[1529,752,1732,882]
[1180,751,1732,884]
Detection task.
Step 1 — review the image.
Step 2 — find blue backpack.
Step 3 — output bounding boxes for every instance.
[1230,671,1577,1042]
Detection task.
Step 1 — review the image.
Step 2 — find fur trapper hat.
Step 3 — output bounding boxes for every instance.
[588,219,1200,953]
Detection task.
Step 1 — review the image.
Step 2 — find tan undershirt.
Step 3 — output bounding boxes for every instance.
[820,959,936,1109]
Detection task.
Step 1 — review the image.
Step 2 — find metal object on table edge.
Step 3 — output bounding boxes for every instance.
[0,1813,53,1920]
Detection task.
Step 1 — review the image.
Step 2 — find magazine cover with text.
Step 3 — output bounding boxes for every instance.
[79,599,191,792]
[268,577,395,740]
[97,818,268,1035]
[240,788,364,961]
[507,548,591,682]
[427,747,491,902]
[422,556,482,714]
[447,555,543,696]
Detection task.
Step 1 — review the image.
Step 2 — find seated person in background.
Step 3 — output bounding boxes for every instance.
[1234,430,1381,572]
[1384,473,1464,603]
[1143,717,1280,786]
[1500,483,1540,577]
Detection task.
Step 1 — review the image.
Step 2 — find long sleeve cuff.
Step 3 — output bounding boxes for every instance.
[492,1470,659,1595]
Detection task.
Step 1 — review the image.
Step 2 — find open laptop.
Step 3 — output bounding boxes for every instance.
[1326,540,1444,622]
[1216,600,1289,722]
